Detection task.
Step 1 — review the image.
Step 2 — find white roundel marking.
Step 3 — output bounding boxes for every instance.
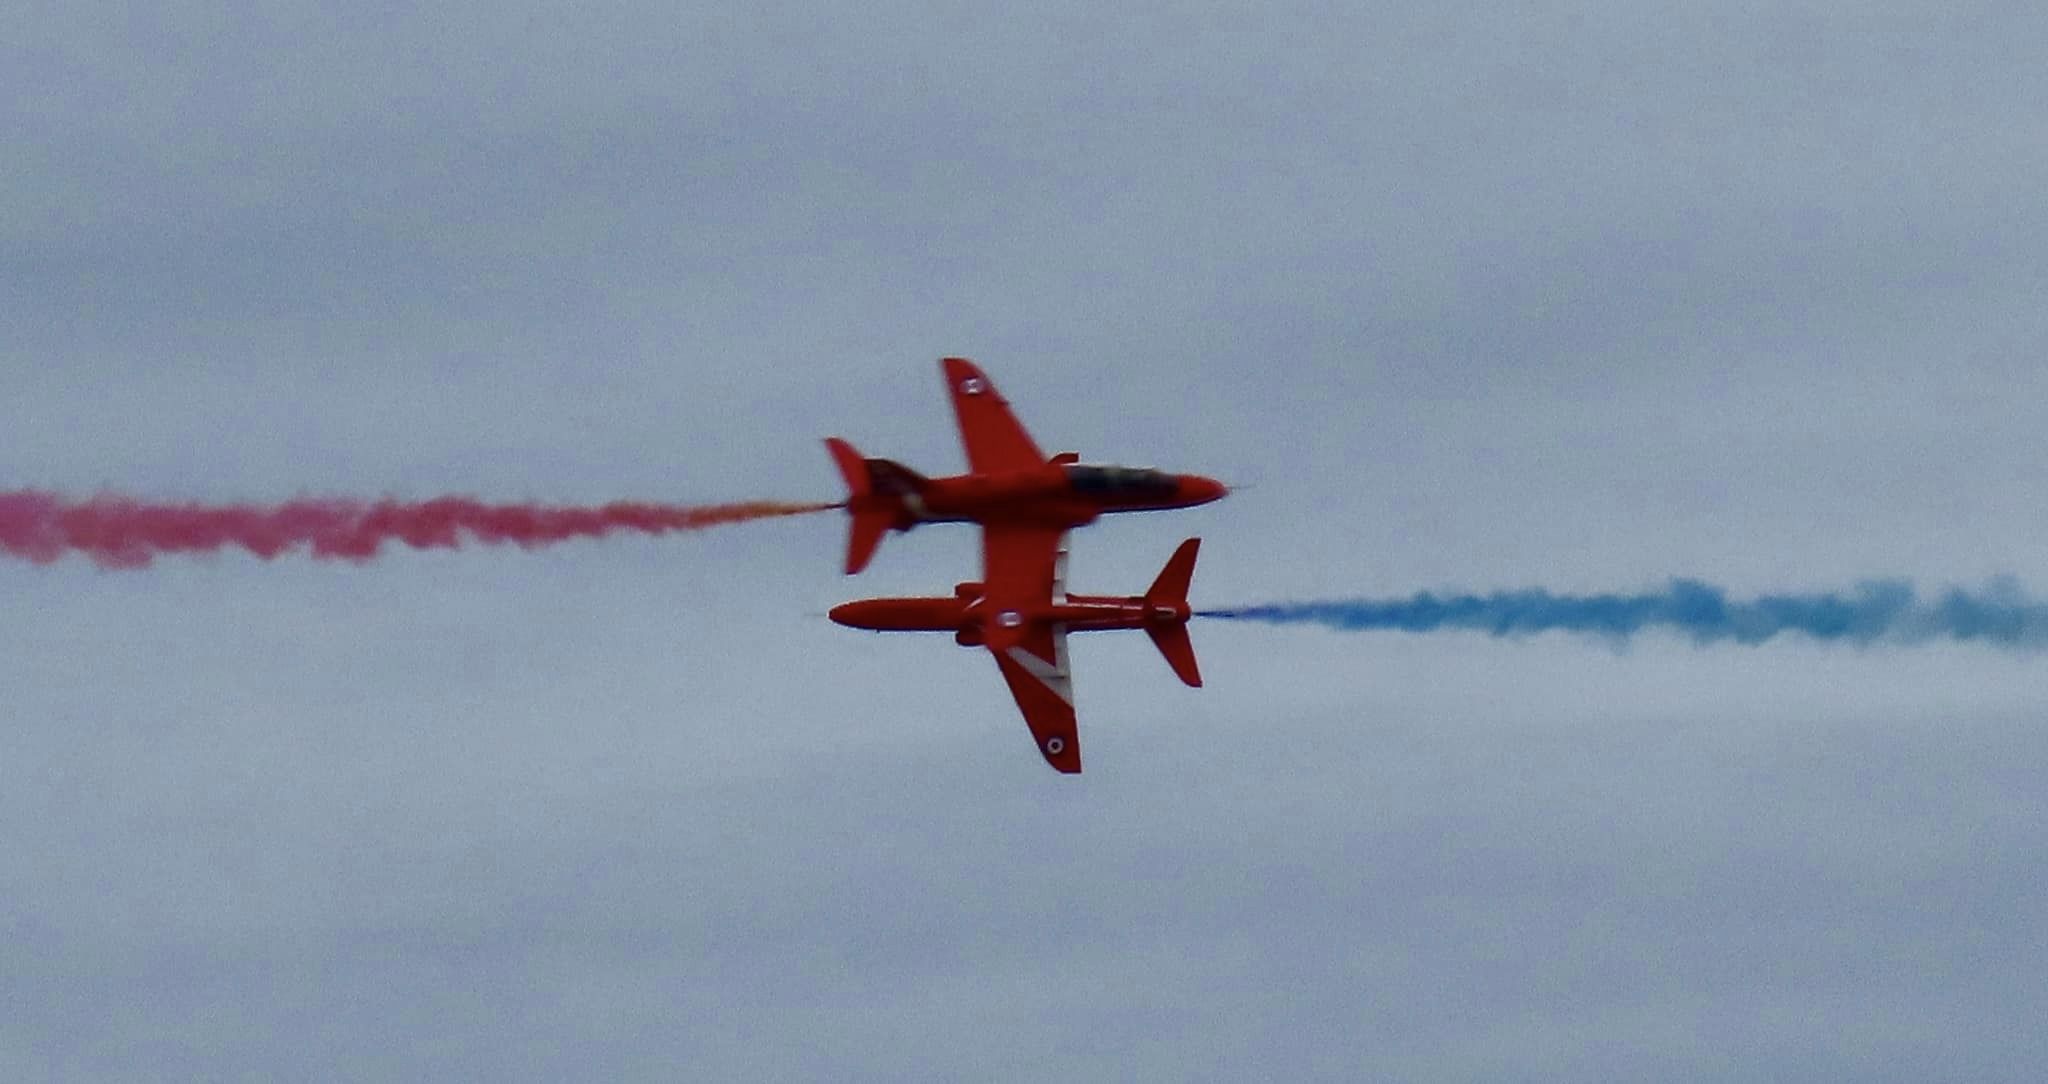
[996,610,1023,628]
[1045,737,1065,755]
[961,376,986,394]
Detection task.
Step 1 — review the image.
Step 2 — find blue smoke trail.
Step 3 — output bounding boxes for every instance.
[1197,579,2048,648]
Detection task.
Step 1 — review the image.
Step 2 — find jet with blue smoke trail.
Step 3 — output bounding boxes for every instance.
[1198,578,2048,648]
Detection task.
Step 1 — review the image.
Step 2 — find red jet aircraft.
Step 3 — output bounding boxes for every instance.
[823,357,1227,575]
[824,358,1225,773]
[830,539,1205,773]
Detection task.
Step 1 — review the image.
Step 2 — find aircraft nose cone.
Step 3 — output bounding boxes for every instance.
[828,601,874,628]
[1178,474,1229,506]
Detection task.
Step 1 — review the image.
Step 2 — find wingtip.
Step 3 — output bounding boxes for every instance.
[940,356,987,383]
[1037,733,1082,773]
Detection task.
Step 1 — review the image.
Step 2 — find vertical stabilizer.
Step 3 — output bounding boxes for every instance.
[1146,624,1203,687]
[1144,539,1202,687]
[824,437,871,498]
[826,438,885,573]
[824,438,927,574]
[1145,538,1200,604]
[843,509,893,574]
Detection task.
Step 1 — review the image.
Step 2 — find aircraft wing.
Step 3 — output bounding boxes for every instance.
[983,522,1067,606]
[942,357,1045,473]
[980,523,1079,772]
[989,621,1079,773]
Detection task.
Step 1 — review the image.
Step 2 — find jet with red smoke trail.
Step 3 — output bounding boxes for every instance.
[831,538,1205,773]
[823,357,1227,575]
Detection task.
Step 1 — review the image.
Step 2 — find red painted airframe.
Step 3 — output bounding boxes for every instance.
[825,358,1226,773]
[824,357,1227,576]
[830,539,1205,773]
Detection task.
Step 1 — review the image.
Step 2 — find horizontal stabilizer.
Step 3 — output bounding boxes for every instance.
[844,508,893,575]
[824,437,870,498]
[1145,538,1202,685]
[1146,538,1200,603]
[1146,623,1203,687]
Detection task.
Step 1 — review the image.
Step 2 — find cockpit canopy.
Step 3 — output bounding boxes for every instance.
[1064,464,1178,496]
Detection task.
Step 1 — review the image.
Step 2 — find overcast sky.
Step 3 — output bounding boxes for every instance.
[5,3,2047,1079]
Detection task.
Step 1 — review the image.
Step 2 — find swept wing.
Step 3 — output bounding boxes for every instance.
[978,523,1080,772]
[942,357,1045,474]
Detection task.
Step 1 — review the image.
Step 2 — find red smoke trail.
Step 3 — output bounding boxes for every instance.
[0,490,840,568]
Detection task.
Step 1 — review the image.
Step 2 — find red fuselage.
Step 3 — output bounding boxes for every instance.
[864,462,1226,532]
[830,586,1191,645]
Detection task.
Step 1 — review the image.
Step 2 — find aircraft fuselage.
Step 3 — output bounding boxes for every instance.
[880,463,1226,531]
[830,587,1192,641]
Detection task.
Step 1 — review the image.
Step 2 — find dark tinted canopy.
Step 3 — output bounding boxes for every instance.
[1064,465,1178,496]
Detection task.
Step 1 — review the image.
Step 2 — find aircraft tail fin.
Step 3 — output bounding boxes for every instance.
[1144,538,1200,605]
[1146,623,1202,687]
[824,438,930,498]
[844,508,894,575]
[825,438,929,574]
[1144,539,1203,687]
[824,437,871,498]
